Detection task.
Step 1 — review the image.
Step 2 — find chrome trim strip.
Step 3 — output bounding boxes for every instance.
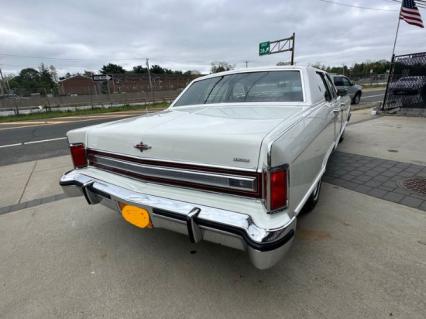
[88,149,258,173]
[91,155,258,193]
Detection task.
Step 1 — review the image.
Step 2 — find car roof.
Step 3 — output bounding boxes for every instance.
[193,65,323,82]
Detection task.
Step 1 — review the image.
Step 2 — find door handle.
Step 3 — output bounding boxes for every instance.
[340,103,346,107]
[333,108,341,114]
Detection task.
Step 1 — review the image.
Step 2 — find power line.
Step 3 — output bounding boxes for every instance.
[0,53,147,61]
[318,0,398,11]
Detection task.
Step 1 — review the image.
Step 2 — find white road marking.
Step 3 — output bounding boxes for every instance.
[0,137,67,149]
[0,143,23,149]
[24,137,67,145]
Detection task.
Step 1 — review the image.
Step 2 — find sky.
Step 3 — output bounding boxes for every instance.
[0,0,425,75]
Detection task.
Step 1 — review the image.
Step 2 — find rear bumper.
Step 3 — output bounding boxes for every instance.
[60,169,296,269]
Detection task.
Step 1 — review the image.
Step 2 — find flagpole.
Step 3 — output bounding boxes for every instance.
[383,1,403,111]
[391,1,403,58]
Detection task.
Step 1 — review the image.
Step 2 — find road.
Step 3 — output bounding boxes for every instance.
[360,88,385,104]
[0,111,152,166]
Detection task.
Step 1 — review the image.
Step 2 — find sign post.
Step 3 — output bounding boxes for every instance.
[258,33,296,65]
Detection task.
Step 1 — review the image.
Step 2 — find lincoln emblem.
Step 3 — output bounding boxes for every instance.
[134,141,152,152]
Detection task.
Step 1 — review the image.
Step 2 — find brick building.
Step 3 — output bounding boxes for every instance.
[59,75,95,95]
[59,74,198,95]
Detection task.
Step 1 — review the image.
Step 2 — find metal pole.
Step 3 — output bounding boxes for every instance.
[146,58,153,102]
[383,2,402,111]
[291,33,295,65]
[391,5,402,59]
[0,68,5,95]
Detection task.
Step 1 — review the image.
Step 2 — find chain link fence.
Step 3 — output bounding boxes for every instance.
[383,52,426,112]
[0,74,197,116]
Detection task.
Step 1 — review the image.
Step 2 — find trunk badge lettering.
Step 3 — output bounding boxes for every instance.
[233,157,250,163]
[134,141,152,152]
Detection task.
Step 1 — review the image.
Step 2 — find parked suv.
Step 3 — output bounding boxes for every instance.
[331,74,363,104]
[389,76,426,95]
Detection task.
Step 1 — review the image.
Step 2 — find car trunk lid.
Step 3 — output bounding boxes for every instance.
[84,104,302,170]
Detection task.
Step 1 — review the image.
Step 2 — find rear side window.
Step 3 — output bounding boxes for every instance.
[325,74,337,99]
[333,77,344,86]
[342,77,352,86]
[316,72,332,102]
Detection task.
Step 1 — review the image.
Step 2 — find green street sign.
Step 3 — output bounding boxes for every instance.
[259,41,270,56]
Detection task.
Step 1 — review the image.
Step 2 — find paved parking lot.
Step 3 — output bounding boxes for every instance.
[0,110,425,318]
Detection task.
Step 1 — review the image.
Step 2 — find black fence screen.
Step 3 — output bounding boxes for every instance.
[383,52,426,111]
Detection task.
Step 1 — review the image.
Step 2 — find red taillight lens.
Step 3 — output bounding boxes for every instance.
[265,167,288,212]
[70,143,87,168]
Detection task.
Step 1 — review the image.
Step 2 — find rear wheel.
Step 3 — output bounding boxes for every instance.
[352,92,361,104]
[302,179,322,213]
[339,130,345,143]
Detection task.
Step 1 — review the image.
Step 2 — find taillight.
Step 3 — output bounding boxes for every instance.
[70,143,87,168]
[265,166,288,212]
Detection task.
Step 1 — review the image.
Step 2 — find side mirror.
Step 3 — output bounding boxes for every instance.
[337,88,348,97]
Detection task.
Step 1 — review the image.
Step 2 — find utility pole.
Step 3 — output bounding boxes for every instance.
[0,67,5,96]
[146,58,154,102]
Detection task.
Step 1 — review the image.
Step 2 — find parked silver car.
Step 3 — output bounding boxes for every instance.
[331,74,363,104]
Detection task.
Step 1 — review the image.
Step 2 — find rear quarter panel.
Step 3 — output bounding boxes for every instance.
[267,102,334,217]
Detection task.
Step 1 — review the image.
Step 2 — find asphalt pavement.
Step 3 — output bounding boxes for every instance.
[361,88,385,103]
[0,110,153,166]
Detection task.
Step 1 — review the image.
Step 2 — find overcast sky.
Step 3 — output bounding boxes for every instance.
[0,0,425,75]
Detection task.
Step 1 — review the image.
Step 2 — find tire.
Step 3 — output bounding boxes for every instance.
[352,92,361,104]
[339,130,345,143]
[301,178,322,213]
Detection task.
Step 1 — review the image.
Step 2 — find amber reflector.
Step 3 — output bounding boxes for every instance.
[120,203,152,228]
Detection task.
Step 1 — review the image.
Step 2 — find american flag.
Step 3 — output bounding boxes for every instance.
[400,0,424,28]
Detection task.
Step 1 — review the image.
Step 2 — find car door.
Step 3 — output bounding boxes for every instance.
[324,73,342,143]
[317,72,339,147]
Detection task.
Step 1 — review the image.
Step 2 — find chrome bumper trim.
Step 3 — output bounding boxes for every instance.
[60,169,296,269]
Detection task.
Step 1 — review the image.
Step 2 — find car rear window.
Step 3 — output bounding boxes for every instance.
[173,71,304,106]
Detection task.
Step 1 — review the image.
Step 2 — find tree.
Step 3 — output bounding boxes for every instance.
[83,70,95,78]
[150,64,165,74]
[8,66,57,95]
[133,65,148,73]
[133,64,184,75]
[100,63,126,74]
[210,61,233,73]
